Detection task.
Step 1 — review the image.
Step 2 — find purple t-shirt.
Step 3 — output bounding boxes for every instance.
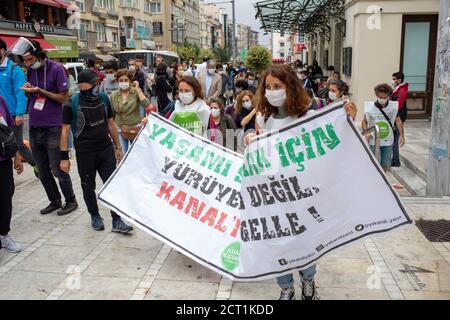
[28,59,68,127]
[0,96,15,162]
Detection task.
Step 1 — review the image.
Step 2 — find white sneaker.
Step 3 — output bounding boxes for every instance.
[0,235,22,253]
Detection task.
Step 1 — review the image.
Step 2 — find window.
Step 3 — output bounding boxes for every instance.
[78,20,90,41]
[95,22,106,42]
[75,0,85,11]
[112,33,118,48]
[95,0,115,10]
[153,22,163,35]
[120,0,137,8]
[145,1,161,13]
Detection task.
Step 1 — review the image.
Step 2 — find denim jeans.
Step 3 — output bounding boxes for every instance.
[276,264,317,289]
[30,126,76,203]
[75,144,119,219]
[391,126,401,166]
[12,118,36,166]
[118,131,133,154]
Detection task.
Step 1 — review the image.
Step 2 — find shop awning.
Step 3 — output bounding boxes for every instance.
[254,0,345,37]
[25,0,70,9]
[0,35,57,51]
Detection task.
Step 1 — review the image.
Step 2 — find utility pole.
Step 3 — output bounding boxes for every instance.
[231,0,237,63]
[426,0,450,197]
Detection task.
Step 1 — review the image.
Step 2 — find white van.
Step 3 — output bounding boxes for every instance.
[63,63,84,83]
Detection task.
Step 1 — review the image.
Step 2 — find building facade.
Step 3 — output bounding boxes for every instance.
[199,2,223,49]
[152,0,200,51]
[0,0,79,62]
[300,0,440,120]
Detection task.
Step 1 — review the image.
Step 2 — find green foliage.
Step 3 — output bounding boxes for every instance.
[246,46,272,72]
[213,45,231,63]
[198,48,216,63]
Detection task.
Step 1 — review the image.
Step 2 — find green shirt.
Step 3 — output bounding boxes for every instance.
[110,87,150,127]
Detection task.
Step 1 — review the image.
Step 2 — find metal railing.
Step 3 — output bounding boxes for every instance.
[361,125,381,163]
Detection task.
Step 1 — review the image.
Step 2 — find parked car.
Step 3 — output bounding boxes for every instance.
[63,62,84,83]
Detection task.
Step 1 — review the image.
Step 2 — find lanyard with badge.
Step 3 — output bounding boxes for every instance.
[33,62,47,111]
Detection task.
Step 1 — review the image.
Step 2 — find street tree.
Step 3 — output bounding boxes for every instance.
[246,45,272,73]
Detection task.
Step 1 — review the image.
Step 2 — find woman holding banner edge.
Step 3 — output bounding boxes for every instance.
[246,64,357,300]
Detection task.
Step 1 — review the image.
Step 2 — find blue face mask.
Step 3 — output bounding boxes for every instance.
[81,85,99,97]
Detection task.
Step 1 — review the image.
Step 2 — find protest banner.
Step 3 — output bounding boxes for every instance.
[98,103,412,281]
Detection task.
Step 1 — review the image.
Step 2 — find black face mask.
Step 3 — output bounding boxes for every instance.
[80,85,99,98]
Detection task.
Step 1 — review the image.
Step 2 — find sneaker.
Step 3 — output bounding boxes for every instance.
[57,200,78,216]
[112,218,134,234]
[279,286,295,300]
[40,200,62,215]
[391,161,401,167]
[301,278,320,300]
[91,214,105,231]
[0,235,22,253]
[33,165,40,179]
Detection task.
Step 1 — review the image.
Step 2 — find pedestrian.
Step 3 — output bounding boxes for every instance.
[362,83,405,172]
[155,63,173,112]
[327,80,349,105]
[390,71,409,167]
[195,56,209,79]
[169,76,210,136]
[84,58,105,82]
[311,60,323,77]
[298,70,313,91]
[247,64,357,300]
[216,63,230,104]
[207,98,236,150]
[0,96,23,253]
[20,39,78,216]
[100,60,119,98]
[110,70,151,154]
[65,67,77,98]
[60,69,133,233]
[0,38,38,177]
[128,58,146,96]
[198,60,222,103]
[236,90,256,133]
[247,73,258,94]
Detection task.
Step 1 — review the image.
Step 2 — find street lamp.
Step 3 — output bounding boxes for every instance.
[204,0,236,63]
[169,17,186,55]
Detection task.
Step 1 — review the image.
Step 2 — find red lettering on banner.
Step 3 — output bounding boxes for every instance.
[230,217,241,238]
[156,182,174,201]
[169,191,187,210]
[214,212,228,233]
[184,197,207,219]
[200,208,219,227]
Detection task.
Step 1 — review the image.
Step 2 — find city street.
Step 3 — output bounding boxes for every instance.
[1,121,449,300]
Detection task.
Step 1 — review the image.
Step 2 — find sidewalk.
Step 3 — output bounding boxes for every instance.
[0,158,449,300]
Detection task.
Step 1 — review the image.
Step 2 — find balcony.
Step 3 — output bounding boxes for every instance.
[0,19,75,36]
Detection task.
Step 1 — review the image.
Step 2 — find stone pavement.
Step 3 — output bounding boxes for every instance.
[1,158,449,301]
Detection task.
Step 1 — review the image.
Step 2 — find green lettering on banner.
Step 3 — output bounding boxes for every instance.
[149,124,167,140]
[200,151,226,174]
[159,132,178,150]
[311,123,341,156]
[187,145,205,163]
[221,242,240,272]
[285,136,305,172]
[174,139,192,159]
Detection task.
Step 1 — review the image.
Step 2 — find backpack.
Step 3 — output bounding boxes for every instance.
[0,122,18,159]
[70,93,110,136]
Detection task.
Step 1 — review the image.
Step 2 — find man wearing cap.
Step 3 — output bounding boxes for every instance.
[59,69,133,233]
[19,39,78,216]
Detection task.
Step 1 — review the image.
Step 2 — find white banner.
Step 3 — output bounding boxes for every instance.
[98,104,412,281]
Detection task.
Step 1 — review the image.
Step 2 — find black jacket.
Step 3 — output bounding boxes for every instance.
[155,75,173,110]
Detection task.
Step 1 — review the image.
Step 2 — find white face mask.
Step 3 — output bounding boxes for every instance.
[265,89,287,107]
[211,108,220,118]
[328,91,338,101]
[207,69,216,75]
[107,74,116,82]
[179,92,194,105]
[248,80,255,86]
[377,98,388,105]
[391,80,398,87]
[119,82,130,91]
[30,60,42,70]
[243,101,252,110]
[128,66,136,72]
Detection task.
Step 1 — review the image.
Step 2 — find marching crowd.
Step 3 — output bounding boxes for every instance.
[0,37,408,300]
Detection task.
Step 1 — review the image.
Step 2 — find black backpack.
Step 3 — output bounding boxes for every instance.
[0,123,18,159]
